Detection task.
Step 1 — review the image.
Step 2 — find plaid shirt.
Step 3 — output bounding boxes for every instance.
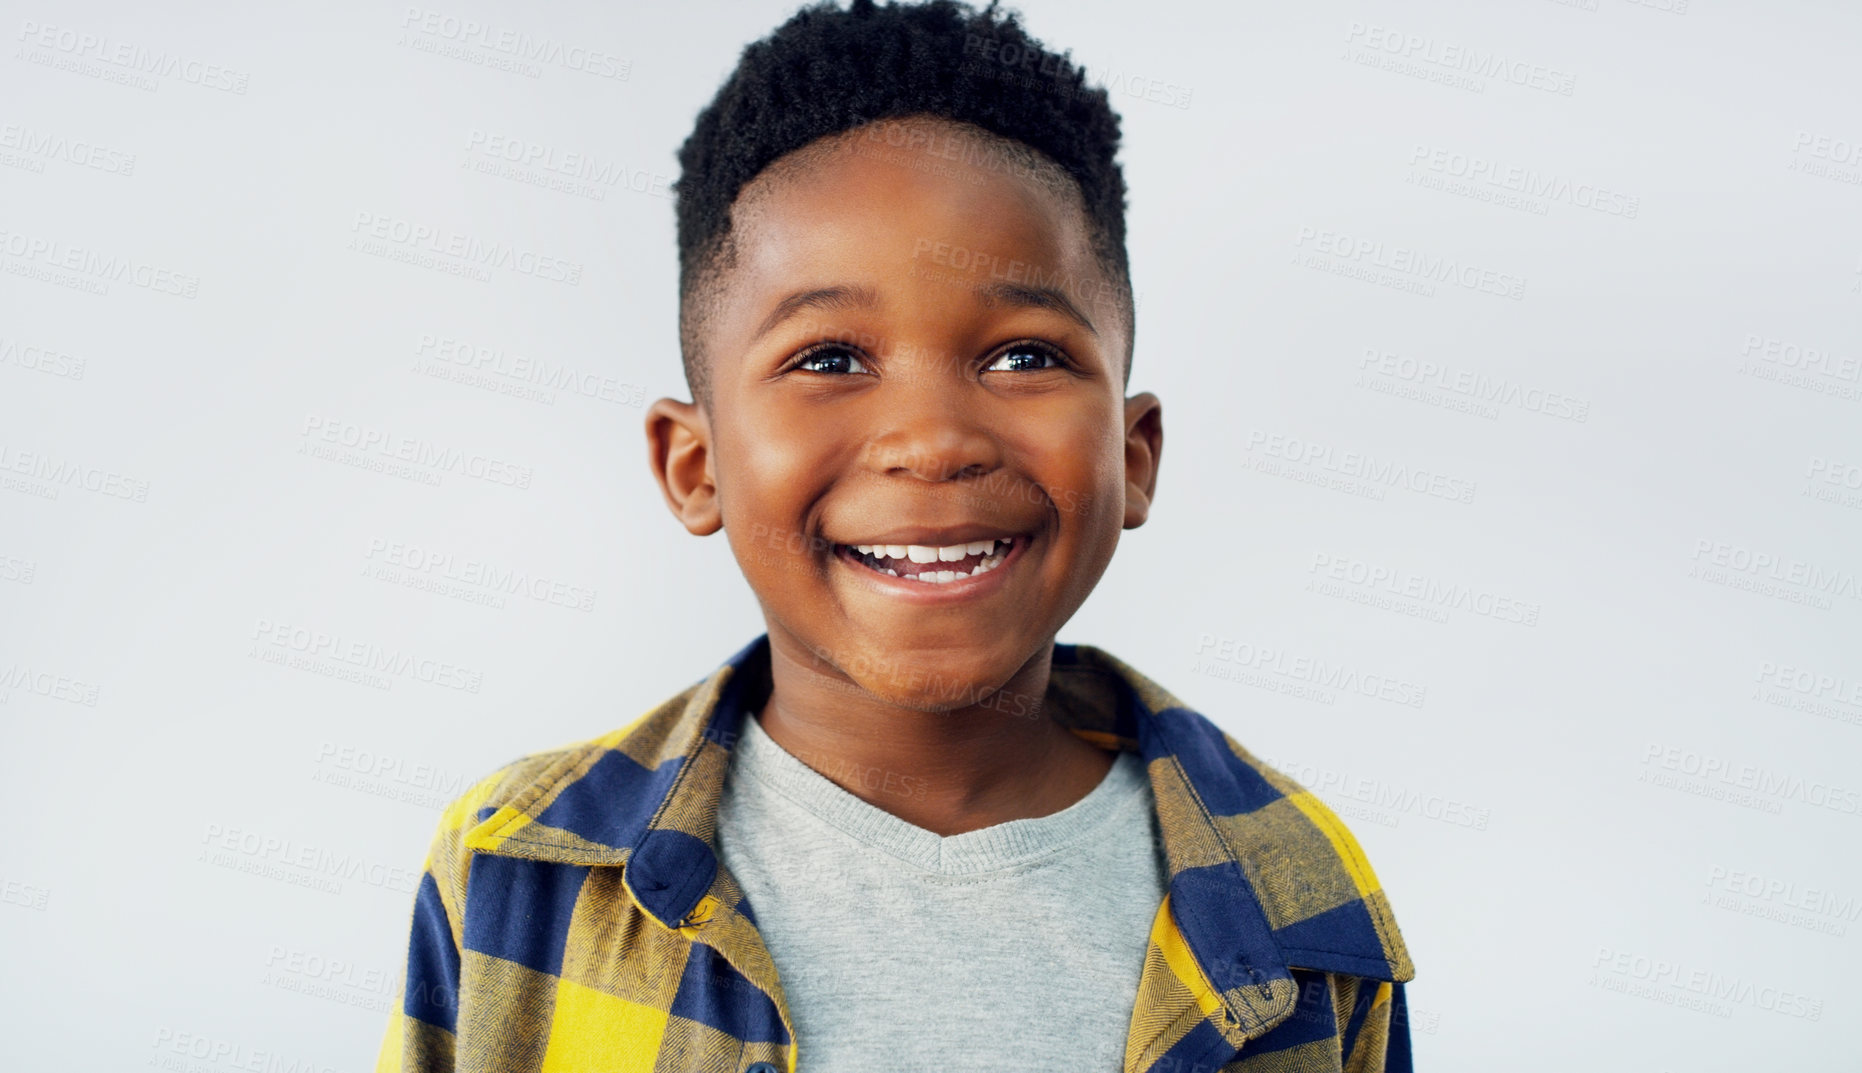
[377,636,1417,1073]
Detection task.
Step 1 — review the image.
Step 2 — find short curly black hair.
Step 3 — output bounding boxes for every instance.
[673,0,1133,405]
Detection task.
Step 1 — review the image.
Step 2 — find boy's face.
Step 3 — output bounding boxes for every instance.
[649,117,1161,711]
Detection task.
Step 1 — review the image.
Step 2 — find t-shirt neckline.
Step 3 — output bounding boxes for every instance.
[727,710,1149,877]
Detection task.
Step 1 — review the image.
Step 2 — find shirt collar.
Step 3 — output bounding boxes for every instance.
[462,634,1413,1047]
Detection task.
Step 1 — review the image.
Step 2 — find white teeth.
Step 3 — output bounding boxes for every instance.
[897,549,1008,584]
[845,537,1016,579]
[858,538,1010,561]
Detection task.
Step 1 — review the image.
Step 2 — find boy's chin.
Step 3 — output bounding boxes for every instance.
[845,674,1047,719]
[798,639,1048,716]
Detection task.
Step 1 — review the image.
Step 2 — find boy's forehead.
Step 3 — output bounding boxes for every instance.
[715,120,1116,339]
[741,154,1084,272]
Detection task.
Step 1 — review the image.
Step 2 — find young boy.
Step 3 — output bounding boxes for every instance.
[376,2,1415,1071]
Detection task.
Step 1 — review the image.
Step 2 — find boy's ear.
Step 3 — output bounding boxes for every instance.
[1121,392,1163,530]
[645,398,723,536]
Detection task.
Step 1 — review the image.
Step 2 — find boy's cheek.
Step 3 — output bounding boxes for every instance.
[732,524,833,575]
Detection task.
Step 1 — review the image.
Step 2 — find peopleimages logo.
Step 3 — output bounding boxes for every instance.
[398,7,631,80]
[1246,429,1479,504]
[1756,661,1862,707]
[149,1029,342,1073]
[1343,20,1576,96]
[249,617,485,693]
[14,20,251,93]
[0,662,100,707]
[1260,755,1492,831]
[1689,539,1861,605]
[199,823,420,895]
[1357,349,1591,423]
[1293,226,1527,300]
[0,227,199,297]
[363,537,597,612]
[1740,334,1860,383]
[299,415,534,490]
[1306,552,1541,626]
[0,335,86,380]
[1705,866,1862,926]
[315,742,472,799]
[348,212,582,286]
[1640,743,1862,817]
[1590,947,1823,1021]
[0,121,136,175]
[0,441,149,501]
[262,944,394,1015]
[1406,145,1639,218]
[416,333,646,407]
[1193,634,1428,708]
[462,130,672,202]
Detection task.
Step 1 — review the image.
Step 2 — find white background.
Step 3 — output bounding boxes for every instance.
[2,1,1858,1069]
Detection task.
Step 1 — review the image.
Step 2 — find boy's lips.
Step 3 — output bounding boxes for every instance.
[829,532,1031,600]
[836,524,1025,547]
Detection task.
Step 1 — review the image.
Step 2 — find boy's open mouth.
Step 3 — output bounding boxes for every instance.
[832,536,1020,585]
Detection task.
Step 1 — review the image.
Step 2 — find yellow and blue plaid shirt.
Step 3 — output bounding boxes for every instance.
[377,636,1417,1073]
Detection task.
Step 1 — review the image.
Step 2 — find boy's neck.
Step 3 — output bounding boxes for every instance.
[750,633,1117,838]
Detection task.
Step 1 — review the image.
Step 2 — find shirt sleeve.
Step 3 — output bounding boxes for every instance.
[374,754,553,1072]
[375,777,497,1073]
[1340,979,1412,1073]
[375,867,462,1072]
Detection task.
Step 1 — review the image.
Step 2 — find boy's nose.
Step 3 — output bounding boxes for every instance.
[857,407,1004,483]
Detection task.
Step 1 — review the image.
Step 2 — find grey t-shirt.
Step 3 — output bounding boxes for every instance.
[714,712,1170,1073]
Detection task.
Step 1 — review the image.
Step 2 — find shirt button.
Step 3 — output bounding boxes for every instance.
[745,1064,779,1073]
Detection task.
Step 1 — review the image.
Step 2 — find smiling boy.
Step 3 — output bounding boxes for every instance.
[377,3,1414,1072]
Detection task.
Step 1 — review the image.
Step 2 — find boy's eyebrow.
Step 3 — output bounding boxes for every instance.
[975,281,1097,337]
[753,284,881,341]
[751,281,1098,342]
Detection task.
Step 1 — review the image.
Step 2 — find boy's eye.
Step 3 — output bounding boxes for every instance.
[985,343,1065,373]
[793,346,869,375]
